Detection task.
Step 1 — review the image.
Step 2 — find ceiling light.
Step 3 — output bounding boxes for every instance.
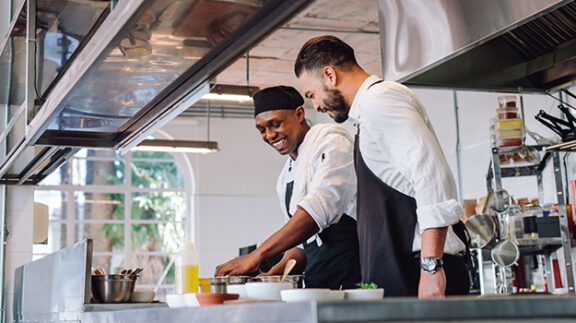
[132,139,219,154]
[200,84,259,103]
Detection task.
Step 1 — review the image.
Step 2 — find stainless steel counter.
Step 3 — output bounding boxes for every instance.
[81,294,576,323]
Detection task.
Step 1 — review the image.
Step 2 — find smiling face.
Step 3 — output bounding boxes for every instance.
[299,70,350,123]
[255,107,309,159]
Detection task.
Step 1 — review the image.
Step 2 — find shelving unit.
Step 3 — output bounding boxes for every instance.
[484,145,575,294]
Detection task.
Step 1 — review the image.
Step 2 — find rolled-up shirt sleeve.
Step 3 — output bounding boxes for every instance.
[297,133,356,232]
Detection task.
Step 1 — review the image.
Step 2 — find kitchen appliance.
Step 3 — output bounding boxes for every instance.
[0,0,312,184]
[378,0,576,93]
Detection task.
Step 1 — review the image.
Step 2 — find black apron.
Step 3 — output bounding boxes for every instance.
[354,132,471,296]
[354,132,419,296]
[285,181,362,289]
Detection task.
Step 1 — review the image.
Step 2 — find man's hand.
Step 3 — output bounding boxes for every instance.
[418,268,446,298]
[214,253,261,277]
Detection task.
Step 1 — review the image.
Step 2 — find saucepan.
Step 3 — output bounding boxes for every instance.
[491,239,520,267]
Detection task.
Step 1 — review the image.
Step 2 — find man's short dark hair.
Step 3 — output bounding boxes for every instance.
[294,35,358,77]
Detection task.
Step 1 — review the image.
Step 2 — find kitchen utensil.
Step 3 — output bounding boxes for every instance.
[91,267,106,275]
[280,288,331,302]
[244,281,293,300]
[165,294,187,308]
[130,289,155,303]
[130,267,143,277]
[281,259,296,282]
[91,274,137,303]
[489,188,511,213]
[491,239,520,267]
[464,214,497,249]
[208,277,228,293]
[344,288,385,300]
[253,275,303,288]
[195,292,239,306]
[119,268,132,276]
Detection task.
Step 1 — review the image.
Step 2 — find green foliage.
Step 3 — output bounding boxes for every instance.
[356,282,379,289]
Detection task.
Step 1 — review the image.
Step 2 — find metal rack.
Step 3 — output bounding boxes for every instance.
[486,145,575,294]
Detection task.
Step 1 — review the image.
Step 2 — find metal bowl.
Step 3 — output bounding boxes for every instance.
[252,275,303,288]
[91,274,137,303]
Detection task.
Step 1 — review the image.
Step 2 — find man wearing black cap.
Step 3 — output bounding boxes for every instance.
[215,86,361,289]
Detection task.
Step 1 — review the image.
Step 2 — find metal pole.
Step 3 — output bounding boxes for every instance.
[0,185,6,323]
[452,90,463,201]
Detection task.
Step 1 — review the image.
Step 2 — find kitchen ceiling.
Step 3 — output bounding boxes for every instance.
[204,0,382,103]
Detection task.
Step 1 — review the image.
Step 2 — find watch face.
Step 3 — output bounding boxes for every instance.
[421,257,442,272]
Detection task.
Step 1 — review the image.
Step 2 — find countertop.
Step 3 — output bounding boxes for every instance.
[81,294,576,323]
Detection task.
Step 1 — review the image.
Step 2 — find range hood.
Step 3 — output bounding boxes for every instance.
[378,0,576,92]
[0,0,311,184]
[29,0,311,149]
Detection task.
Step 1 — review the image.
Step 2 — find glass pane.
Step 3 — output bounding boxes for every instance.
[131,150,175,160]
[131,161,184,189]
[45,0,266,133]
[122,254,173,287]
[92,253,127,275]
[34,190,67,220]
[80,223,124,253]
[131,192,185,221]
[74,192,124,221]
[71,151,125,186]
[40,161,72,185]
[131,223,184,253]
[36,2,109,97]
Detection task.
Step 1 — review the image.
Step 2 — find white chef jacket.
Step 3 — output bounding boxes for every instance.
[348,75,465,254]
[276,124,357,245]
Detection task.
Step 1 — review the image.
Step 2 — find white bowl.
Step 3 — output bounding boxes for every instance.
[130,289,155,303]
[165,294,187,308]
[327,290,346,301]
[345,288,384,300]
[280,288,331,302]
[244,282,293,300]
[227,284,248,300]
[183,293,199,307]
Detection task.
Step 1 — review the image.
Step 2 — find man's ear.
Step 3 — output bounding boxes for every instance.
[323,66,338,87]
[295,106,306,121]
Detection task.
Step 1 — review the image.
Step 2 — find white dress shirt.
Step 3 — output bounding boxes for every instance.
[276,124,357,245]
[348,75,465,254]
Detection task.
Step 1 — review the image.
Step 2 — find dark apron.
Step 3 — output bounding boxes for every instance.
[354,132,472,296]
[285,181,362,289]
[354,132,419,296]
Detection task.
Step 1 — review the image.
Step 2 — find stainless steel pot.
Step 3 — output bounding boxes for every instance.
[491,239,520,267]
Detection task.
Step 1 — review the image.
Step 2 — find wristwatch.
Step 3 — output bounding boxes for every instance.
[420,257,444,275]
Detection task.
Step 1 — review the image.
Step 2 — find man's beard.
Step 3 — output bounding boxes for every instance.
[322,86,349,123]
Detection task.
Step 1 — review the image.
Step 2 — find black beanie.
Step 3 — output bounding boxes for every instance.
[253,86,304,117]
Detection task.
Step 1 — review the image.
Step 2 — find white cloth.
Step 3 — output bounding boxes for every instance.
[276,124,357,245]
[348,75,465,254]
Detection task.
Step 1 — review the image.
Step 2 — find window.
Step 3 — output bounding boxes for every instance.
[34,148,190,298]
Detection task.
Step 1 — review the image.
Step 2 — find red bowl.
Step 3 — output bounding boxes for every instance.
[195,293,239,306]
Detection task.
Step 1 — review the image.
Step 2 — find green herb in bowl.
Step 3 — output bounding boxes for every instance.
[356,282,378,289]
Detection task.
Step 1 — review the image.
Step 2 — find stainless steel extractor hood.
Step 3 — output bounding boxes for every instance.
[29,0,311,150]
[378,0,576,92]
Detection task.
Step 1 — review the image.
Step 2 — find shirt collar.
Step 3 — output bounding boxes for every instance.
[348,75,382,124]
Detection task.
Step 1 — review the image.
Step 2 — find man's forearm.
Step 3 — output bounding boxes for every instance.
[420,227,448,258]
[254,207,319,262]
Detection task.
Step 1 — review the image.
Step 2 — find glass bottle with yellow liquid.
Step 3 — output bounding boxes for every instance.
[175,243,199,294]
